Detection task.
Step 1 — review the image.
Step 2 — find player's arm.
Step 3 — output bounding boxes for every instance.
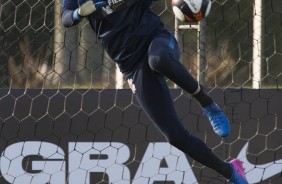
[61,0,107,28]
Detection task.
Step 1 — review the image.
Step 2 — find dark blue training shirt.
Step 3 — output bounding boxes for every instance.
[62,0,163,73]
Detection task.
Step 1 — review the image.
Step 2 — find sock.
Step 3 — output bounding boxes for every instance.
[192,85,213,107]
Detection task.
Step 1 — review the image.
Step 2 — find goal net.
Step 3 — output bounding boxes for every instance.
[0,0,282,183]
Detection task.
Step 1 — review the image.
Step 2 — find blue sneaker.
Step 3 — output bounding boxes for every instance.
[229,159,249,184]
[202,101,230,137]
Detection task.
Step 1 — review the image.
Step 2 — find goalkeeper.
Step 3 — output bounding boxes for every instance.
[61,0,248,183]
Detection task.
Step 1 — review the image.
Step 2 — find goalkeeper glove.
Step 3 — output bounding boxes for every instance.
[73,0,108,20]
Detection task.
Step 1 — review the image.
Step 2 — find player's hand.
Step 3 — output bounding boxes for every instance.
[78,0,108,17]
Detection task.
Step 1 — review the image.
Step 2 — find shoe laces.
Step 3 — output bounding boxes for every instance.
[204,104,223,122]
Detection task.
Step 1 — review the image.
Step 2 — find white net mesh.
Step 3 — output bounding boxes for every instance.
[0,0,282,183]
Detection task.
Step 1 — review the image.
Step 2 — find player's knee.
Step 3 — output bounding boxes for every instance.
[148,55,159,71]
[148,50,170,72]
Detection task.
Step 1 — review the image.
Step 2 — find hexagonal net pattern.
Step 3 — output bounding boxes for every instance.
[0,0,282,184]
[0,0,282,89]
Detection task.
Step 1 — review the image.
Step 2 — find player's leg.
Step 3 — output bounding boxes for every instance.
[126,59,233,180]
[146,30,248,183]
[148,30,230,137]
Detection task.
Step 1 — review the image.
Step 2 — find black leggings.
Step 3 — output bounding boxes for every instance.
[126,30,231,179]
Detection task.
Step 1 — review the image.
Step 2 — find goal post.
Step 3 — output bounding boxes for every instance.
[174,18,207,87]
[252,0,262,89]
[175,2,263,89]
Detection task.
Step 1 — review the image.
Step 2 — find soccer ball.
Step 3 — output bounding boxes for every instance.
[171,0,212,23]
